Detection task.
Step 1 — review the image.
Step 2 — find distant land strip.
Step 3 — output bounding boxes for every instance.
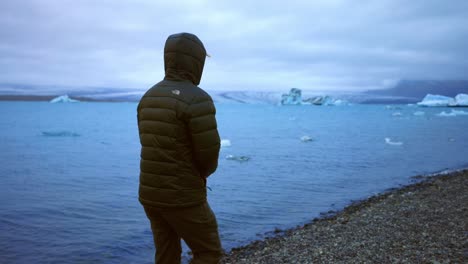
[0,95,138,102]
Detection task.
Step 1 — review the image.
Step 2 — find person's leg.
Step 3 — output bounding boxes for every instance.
[163,202,223,264]
[144,206,182,264]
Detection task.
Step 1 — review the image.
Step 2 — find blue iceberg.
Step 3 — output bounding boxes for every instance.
[280,88,348,106]
[280,88,302,105]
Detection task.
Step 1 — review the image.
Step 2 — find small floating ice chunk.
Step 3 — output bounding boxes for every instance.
[220,139,231,147]
[331,99,348,106]
[42,131,80,137]
[385,105,402,110]
[300,136,313,142]
[226,155,250,162]
[413,111,425,116]
[436,109,468,117]
[453,110,468,115]
[392,112,402,117]
[437,111,454,117]
[50,95,79,103]
[385,137,403,146]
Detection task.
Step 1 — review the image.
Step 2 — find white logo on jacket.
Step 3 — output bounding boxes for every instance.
[172,89,180,95]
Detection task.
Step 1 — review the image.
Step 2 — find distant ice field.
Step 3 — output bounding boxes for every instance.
[1,102,468,263]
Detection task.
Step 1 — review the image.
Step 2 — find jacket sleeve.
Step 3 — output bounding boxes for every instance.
[186,96,220,178]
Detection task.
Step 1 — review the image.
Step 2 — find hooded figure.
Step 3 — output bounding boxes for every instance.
[137,33,222,264]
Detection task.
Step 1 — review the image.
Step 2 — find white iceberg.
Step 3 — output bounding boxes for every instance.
[300,136,313,142]
[392,112,403,117]
[50,95,79,103]
[416,93,468,107]
[385,137,403,146]
[436,109,468,117]
[220,139,231,147]
[413,111,425,116]
[454,94,468,106]
[417,94,455,107]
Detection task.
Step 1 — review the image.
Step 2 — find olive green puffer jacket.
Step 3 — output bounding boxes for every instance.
[137,33,220,208]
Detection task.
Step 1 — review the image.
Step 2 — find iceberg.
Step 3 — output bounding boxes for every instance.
[454,94,468,106]
[392,112,403,117]
[302,95,348,106]
[304,95,330,105]
[50,95,79,103]
[280,88,302,105]
[413,111,425,116]
[436,109,468,117]
[280,88,348,106]
[417,94,455,107]
[385,137,403,146]
[416,93,468,107]
[221,139,231,147]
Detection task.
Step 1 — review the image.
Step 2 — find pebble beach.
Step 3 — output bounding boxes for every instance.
[221,170,468,263]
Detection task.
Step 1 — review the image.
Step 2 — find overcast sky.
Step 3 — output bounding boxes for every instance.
[1,0,467,92]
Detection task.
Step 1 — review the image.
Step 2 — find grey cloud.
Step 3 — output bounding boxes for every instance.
[0,0,467,92]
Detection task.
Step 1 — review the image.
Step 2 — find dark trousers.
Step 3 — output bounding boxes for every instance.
[143,202,223,264]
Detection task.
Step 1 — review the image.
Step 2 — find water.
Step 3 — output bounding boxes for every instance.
[1,102,468,263]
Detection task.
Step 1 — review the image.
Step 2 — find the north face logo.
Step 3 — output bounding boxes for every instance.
[172,90,180,95]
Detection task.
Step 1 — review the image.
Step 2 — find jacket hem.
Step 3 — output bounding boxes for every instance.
[139,197,207,209]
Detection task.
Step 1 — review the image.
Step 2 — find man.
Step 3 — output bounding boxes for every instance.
[137,33,222,264]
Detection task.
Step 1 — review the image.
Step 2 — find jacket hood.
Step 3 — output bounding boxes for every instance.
[164,32,206,85]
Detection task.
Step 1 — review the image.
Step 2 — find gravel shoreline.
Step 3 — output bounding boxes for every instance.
[221,170,468,263]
